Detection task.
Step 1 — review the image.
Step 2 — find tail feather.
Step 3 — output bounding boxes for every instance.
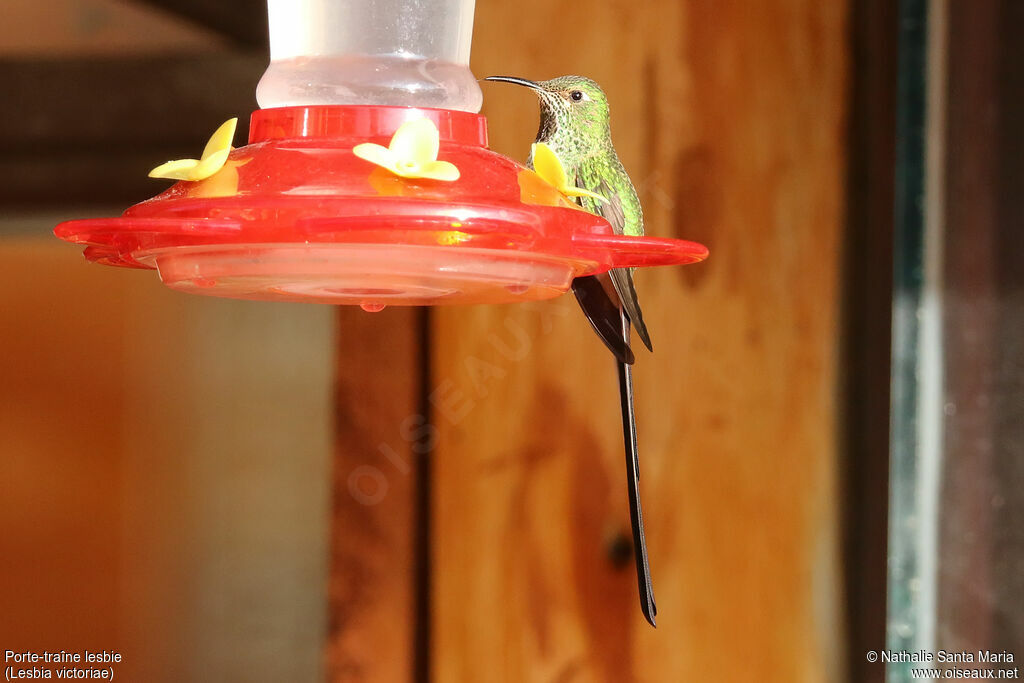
[608,268,653,352]
[617,309,657,626]
[571,275,635,364]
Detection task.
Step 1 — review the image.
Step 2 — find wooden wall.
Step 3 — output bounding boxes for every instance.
[429,1,849,681]
[0,235,334,682]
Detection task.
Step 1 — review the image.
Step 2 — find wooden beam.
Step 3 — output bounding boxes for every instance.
[329,308,426,682]
[0,55,263,205]
[0,55,262,151]
[2,0,230,57]
[840,1,898,681]
[132,0,268,48]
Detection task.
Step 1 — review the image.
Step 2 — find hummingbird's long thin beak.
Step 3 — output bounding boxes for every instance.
[483,76,542,90]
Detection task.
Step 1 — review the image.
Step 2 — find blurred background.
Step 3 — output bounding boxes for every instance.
[0,1,1020,682]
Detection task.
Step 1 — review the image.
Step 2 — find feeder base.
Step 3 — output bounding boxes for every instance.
[55,105,708,306]
[135,243,596,306]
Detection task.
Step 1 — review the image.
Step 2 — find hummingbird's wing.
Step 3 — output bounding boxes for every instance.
[579,174,653,352]
[608,268,652,352]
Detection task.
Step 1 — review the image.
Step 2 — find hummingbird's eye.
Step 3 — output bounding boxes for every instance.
[570,90,584,102]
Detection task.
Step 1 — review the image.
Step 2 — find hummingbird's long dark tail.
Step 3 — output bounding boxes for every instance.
[618,309,658,627]
[572,275,635,364]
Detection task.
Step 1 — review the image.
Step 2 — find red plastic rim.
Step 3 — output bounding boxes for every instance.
[249,105,489,147]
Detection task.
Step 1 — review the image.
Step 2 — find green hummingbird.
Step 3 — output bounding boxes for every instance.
[485,75,657,626]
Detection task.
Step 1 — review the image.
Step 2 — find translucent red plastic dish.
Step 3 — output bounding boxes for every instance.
[55,106,708,306]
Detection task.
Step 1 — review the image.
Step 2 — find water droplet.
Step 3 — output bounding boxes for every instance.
[360,302,386,313]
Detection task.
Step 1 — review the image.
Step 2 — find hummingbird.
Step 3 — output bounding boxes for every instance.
[485,75,657,626]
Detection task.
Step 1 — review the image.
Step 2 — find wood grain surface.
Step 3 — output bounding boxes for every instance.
[431,1,849,681]
[329,308,426,682]
[0,237,334,682]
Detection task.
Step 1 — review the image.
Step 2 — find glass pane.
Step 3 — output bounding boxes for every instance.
[888,0,1024,679]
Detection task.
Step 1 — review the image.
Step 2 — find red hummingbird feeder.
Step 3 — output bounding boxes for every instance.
[54,0,707,308]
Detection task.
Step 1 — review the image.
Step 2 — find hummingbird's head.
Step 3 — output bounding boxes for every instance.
[484,75,611,142]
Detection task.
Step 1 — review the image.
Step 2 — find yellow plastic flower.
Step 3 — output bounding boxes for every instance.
[517,168,577,208]
[531,142,607,203]
[187,157,251,199]
[353,118,460,182]
[149,118,238,181]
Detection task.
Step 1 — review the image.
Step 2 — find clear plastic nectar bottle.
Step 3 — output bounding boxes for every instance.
[256,0,483,113]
